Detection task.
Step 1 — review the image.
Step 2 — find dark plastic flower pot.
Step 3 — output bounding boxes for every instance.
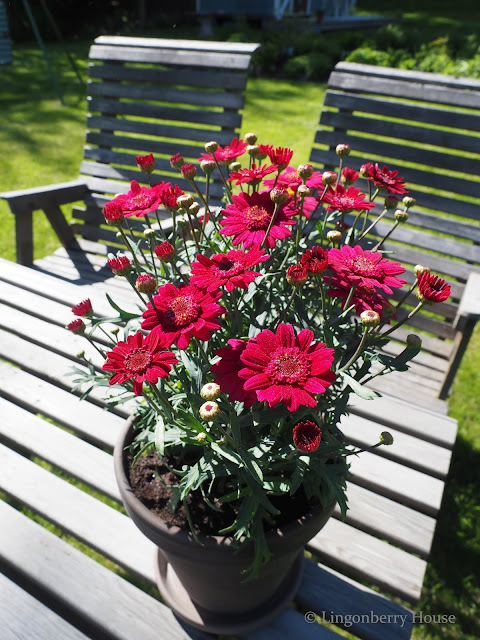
[114,417,335,634]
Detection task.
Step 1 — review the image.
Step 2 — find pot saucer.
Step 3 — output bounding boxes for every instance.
[155,548,304,634]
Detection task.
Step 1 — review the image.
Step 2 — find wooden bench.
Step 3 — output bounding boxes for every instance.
[0,35,260,267]
[0,256,458,639]
[310,62,480,410]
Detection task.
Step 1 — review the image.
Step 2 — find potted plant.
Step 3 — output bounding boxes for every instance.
[69,136,451,633]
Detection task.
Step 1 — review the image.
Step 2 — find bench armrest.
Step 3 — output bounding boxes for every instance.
[1,180,89,266]
[439,272,480,398]
[454,272,480,330]
[1,179,89,215]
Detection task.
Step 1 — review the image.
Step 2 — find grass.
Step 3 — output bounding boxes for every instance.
[1,39,479,639]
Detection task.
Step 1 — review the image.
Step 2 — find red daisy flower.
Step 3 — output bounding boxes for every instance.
[265,146,293,171]
[102,331,177,396]
[228,164,277,185]
[366,163,408,195]
[263,166,323,192]
[326,275,392,318]
[322,184,375,213]
[293,421,322,452]
[286,264,308,286]
[300,246,329,274]
[210,339,257,408]
[238,323,336,412]
[114,181,164,218]
[170,153,184,168]
[191,247,268,293]
[72,298,93,317]
[141,283,224,350]
[283,195,318,219]
[417,272,451,303]
[219,190,296,249]
[328,245,406,295]
[199,137,247,165]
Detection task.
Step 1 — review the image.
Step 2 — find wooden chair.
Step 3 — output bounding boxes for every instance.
[0,35,259,267]
[310,62,480,408]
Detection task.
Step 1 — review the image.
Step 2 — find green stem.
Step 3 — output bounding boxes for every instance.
[260,203,280,249]
[380,301,424,339]
[339,327,368,373]
[372,220,400,252]
[278,288,297,325]
[357,208,388,242]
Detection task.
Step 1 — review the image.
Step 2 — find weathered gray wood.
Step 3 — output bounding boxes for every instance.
[308,518,426,602]
[456,272,480,322]
[14,208,33,266]
[89,43,253,70]
[88,80,245,109]
[337,482,436,557]
[94,35,260,55]
[297,560,413,639]
[348,394,457,447]
[340,413,452,478]
[0,179,88,214]
[0,397,120,501]
[0,501,211,640]
[0,573,91,640]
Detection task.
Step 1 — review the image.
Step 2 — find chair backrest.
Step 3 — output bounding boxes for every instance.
[72,36,259,245]
[310,61,480,350]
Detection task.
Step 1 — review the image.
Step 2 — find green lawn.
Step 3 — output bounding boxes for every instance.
[1,40,479,640]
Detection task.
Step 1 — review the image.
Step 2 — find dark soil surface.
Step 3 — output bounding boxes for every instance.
[127,451,316,536]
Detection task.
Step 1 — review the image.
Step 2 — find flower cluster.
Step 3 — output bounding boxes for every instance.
[68,136,450,577]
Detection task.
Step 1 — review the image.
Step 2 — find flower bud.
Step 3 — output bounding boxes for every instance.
[189,202,201,216]
[360,310,380,327]
[297,184,311,197]
[414,264,431,275]
[116,231,122,239]
[154,241,175,263]
[170,153,184,168]
[286,264,308,287]
[205,141,219,153]
[394,210,409,222]
[76,350,85,359]
[135,274,156,293]
[326,230,342,244]
[246,144,259,157]
[111,327,120,336]
[322,171,337,185]
[196,432,208,444]
[199,401,220,421]
[230,161,242,172]
[380,431,394,446]
[181,163,197,180]
[135,153,155,174]
[103,201,124,226]
[177,194,194,208]
[293,421,322,452]
[403,196,416,208]
[336,144,350,157]
[144,227,156,239]
[360,162,373,178]
[200,159,216,174]
[244,132,257,144]
[270,187,289,204]
[406,334,422,348]
[200,382,221,401]
[67,318,85,334]
[298,163,314,179]
[72,298,93,317]
[384,195,399,210]
[107,255,132,276]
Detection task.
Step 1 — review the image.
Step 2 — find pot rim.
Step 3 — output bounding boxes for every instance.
[114,415,336,549]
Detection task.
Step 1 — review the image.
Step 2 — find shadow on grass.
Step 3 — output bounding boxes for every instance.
[417,434,480,639]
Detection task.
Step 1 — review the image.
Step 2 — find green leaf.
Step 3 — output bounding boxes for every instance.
[340,371,381,400]
[211,442,243,467]
[105,293,139,320]
[154,416,165,457]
